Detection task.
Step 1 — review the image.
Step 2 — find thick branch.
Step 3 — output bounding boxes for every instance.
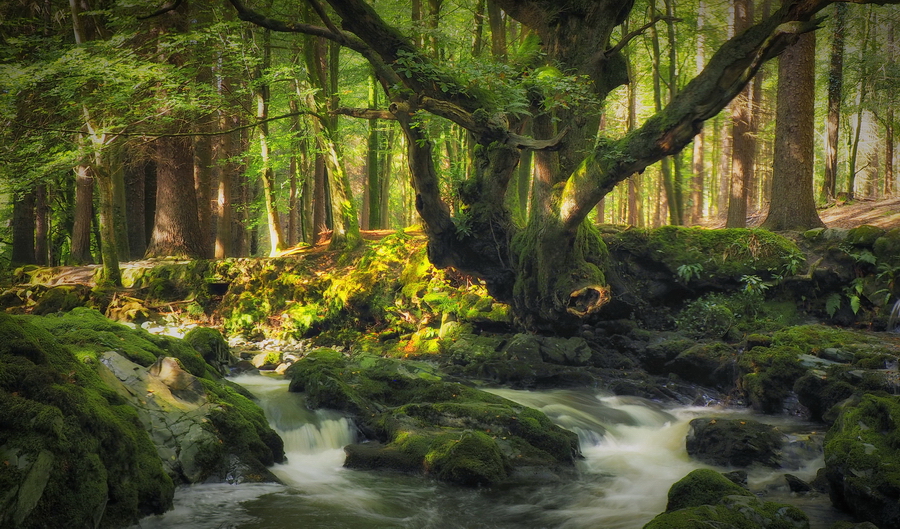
[137,0,183,20]
[558,0,848,231]
[333,107,396,120]
[606,16,678,56]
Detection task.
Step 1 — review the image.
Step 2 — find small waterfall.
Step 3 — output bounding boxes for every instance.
[889,298,900,331]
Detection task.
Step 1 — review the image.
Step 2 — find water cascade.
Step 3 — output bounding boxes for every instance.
[133,375,842,529]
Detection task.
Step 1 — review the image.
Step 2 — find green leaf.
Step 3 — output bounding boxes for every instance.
[826,293,842,317]
[850,295,861,314]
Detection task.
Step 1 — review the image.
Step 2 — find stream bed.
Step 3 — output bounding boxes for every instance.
[133,374,851,529]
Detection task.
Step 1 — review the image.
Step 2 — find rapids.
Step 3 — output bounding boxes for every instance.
[132,373,850,529]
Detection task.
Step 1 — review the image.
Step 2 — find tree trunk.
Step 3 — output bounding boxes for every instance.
[366,70,383,229]
[34,184,49,266]
[146,137,209,258]
[848,8,875,198]
[95,165,122,285]
[124,161,147,259]
[689,0,707,224]
[823,2,846,202]
[762,33,823,231]
[71,164,94,264]
[726,0,754,228]
[487,0,506,62]
[11,190,36,265]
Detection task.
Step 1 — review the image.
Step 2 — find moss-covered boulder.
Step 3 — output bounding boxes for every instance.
[183,326,234,374]
[0,313,174,529]
[643,469,809,529]
[287,349,580,486]
[686,418,785,468]
[825,394,900,528]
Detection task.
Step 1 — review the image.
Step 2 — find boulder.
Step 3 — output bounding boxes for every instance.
[289,349,580,486]
[686,417,785,468]
[99,351,283,485]
[643,469,809,529]
[183,326,234,374]
[825,394,900,529]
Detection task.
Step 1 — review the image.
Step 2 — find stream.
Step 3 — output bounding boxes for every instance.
[133,373,851,529]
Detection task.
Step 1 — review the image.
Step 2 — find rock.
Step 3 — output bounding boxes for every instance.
[686,417,785,468]
[722,469,748,486]
[99,351,283,485]
[820,347,855,363]
[644,469,809,529]
[288,349,579,487]
[784,474,812,493]
[537,336,592,366]
[665,342,737,389]
[825,394,900,529]
[183,326,234,374]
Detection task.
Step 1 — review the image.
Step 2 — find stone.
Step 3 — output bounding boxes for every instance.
[686,417,785,468]
[784,474,812,493]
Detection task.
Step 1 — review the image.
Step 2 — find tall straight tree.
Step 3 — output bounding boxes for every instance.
[688,0,707,224]
[823,2,847,201]
[726,0,755,228]
[762,32,823,231]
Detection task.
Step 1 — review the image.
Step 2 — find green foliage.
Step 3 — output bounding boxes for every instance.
[676,263,703,283]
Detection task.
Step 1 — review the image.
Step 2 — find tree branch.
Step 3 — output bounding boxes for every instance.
[558,0,848,231]
[606,16,679,57]
[332,107,396,120]
[137,0,183,20]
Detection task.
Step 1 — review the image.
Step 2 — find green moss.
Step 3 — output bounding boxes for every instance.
[608,226,803,281]
[846,225,886,248]
[424,430,507,486]
[665,469,752,511]
[0,313,174,528]
[32,285,88,315]
[738,345,807,413]
[645,469,809,529]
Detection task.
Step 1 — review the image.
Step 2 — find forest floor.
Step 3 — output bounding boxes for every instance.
[703,196,900,230]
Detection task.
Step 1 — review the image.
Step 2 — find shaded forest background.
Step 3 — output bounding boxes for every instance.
[1,0,898,269]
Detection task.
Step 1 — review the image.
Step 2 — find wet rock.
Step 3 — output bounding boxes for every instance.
[686,417,785,468]
[722,469,748,486]
[825,394,900,529]
[644,469,809,529]
[183,326,235,374]
[288,349,579,487]
[784,474,812,493]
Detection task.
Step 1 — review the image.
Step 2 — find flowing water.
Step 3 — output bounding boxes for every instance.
[133,374,850,529]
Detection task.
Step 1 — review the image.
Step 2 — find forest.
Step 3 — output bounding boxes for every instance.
[5,0,900,528]
[2,0,899,328]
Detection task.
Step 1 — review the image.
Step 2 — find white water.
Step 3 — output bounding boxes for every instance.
[133,375,844,529]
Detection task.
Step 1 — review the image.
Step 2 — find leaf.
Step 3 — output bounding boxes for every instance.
[850,295,861,314]
[826,293,842,317]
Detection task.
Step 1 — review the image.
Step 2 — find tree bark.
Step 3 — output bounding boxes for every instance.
[11,190,36,265]
[823,2,846,202]
[146,137,209,258]
[71,164,94,264]
[762,32,823,231]
[124,160,148,260]
[726,0,754,228]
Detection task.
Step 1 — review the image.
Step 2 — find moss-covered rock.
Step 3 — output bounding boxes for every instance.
[0,313,174,528]
[287,349,579,486]
[183,326,233,374]
[686,418,785,468]
[643,469,809,529]
[825,394,900,528]
[738,344,808,414]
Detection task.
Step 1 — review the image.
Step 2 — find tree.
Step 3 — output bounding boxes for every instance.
[761,32,824,231]
[223,0,899,330]
[823,2,847,202]
[726,0,755,228]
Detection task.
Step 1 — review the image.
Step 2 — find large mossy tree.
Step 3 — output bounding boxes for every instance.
[223,0,898,331]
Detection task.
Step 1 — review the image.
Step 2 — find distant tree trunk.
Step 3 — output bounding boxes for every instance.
[34,184,49,266]
[762,33,823,231]
[366,70,384,229]
[688,1,707,225]
[487,0,506,62]
[254,29,286,256]
[472,0,486,56]
[848,8,875,198]
[11,190,36,265]
[823,2,846,202]
[887,107,895,196]
[146,137,208,258]
[194,133,213,253]
[727,0,754,227]
[109,145,130,261]
[124,160,148,259]
[288,81,303,245]
[71,164,94,264]
[214,91,237,259]
[650,1,681,225]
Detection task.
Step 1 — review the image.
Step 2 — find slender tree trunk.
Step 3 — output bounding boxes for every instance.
[472,0,486,56]
[487,0,507,62]
[124,160,147,259]
[762,33,823,231]
[215,88,236,259]
[650,1,680,225]
[848,8,875,198]
[34,184,49,266]
[823,2,847,202]
[886,21,896,196]
[11,190,36,265]
[71,164,94,264]
[366,71,383,229]
[727,0,754,227]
